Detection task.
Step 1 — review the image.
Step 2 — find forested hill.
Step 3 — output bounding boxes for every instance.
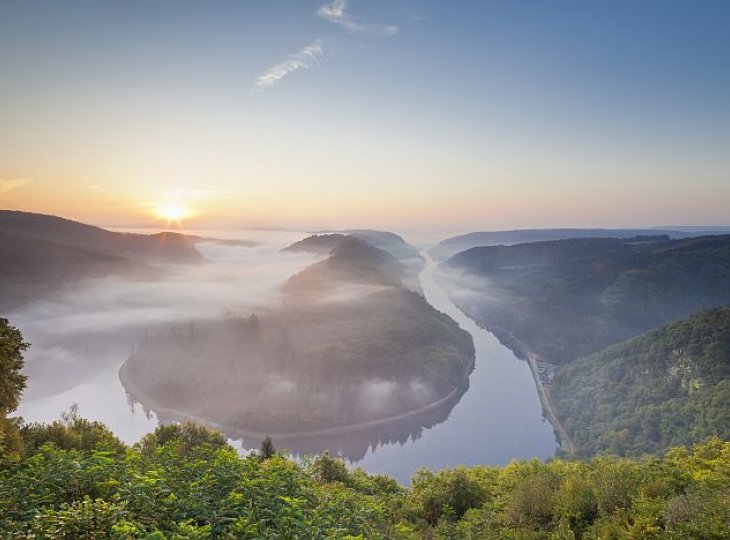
[551,306,730,457]
[0,210,203,264]
[304,229,422,262]
[121,233,474,441]
[0,230,158,310]
[284,235,406,295]
[429,228,700,261]
[441,235,730,364]
[344,229,422,261]
[282,233,350,254]
[284,231,424,292]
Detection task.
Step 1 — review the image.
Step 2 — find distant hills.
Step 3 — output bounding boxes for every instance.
[441,235,730,364]
[0,210,204,264]
[312,229,422,262]
[438,234,730,457]
[289,230,424,292]
[428,227,727,261]
[551,306,730,457]
[284,235,405,296]
[283,233,352,255]
[0,210,246,310]
[0,230,158,310]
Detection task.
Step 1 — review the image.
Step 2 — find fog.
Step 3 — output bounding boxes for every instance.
[13,229,556,484]
[15,229,315,417]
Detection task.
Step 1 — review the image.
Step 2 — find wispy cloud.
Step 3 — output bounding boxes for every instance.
[0,178,32,196]
[254,40,325,90]
[318,0,398,35]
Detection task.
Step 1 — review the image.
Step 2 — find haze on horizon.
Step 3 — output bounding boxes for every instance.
[1,0,729,232]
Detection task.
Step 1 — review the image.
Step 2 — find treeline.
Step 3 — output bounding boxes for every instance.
[0,417,728,538]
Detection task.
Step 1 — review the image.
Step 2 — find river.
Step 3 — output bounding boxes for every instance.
[356,254,556,481]
[15,232,556,484]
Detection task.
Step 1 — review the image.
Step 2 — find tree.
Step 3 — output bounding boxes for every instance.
[138,422,228,455]
[0,318,28,459]
[260,435,275,460]
[20,405,126,456]
[311,451,349,483]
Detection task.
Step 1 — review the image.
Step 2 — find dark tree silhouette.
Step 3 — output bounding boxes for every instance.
[260,435,275,460]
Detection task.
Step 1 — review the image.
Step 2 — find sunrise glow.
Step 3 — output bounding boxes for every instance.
[154,204,190,223]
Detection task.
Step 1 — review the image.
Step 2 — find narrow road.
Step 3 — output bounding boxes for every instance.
[527,353,576,454]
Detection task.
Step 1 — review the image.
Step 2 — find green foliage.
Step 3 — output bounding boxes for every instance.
[21,405,126,457]
[137,422,228,456]
[446,235,730,363]
[311,451,350,484]
[0,317,28,459]
[552,306,730,457]
[408,466,491,525]
[0,418,728,538]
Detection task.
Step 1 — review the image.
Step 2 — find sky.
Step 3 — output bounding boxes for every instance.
[0,0,728,233]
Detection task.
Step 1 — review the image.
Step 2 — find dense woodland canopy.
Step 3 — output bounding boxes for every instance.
[440,235,730,459]
[551,306,730,458]
[443,235,730,364]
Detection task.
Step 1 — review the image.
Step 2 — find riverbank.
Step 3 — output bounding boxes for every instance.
[526,352,575,454]
[428,276,574,455]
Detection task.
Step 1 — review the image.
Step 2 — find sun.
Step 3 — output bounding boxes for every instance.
[154,204,190,224]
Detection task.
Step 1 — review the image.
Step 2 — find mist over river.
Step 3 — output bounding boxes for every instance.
[15,229,556,484]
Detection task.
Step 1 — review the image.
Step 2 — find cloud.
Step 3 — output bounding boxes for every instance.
[318,0,398,35]
[0,178,32,195]
[254,40,325,90]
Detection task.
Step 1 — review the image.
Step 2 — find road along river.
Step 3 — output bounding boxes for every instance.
[356,253,557,482]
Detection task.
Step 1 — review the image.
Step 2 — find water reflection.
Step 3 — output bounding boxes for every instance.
[130,380,469,462]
